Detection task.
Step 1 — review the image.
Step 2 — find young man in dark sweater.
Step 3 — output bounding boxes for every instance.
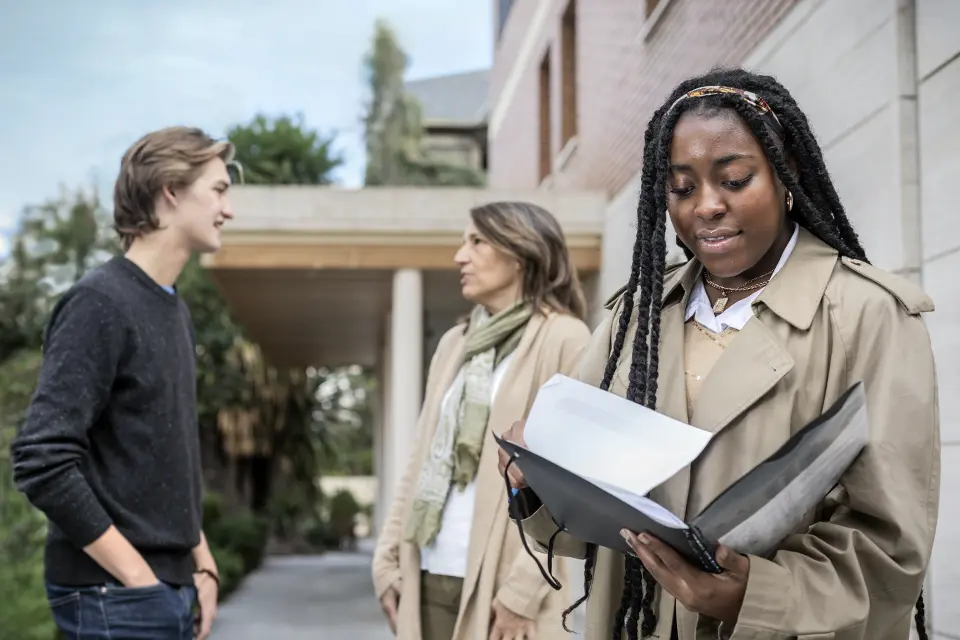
[11,126,235,640]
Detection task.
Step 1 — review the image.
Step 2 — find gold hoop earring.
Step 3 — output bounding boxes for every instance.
[786,191,794,212]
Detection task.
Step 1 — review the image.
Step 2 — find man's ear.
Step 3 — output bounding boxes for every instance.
[161,184,177,208]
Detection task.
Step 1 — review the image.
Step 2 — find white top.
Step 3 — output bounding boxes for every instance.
[685,224,799,333]
[419,353,515,577]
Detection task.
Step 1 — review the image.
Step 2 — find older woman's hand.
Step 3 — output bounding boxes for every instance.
[497,420,528,490]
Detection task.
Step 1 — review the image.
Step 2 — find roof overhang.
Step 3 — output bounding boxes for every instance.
[202,186,606,367]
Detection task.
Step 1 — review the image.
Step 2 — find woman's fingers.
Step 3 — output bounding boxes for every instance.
[498,420,529,489]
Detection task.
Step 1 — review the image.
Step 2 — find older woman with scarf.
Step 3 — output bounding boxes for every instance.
[372,201,592,640]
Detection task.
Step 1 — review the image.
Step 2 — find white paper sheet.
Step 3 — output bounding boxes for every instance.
[521,374,714,502]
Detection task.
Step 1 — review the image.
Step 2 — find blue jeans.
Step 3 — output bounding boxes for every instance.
[46,580,197,640]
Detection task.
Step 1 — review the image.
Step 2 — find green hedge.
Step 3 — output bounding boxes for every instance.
[0,351,58,639]
[0,486,56,640]
[202,492,270,598]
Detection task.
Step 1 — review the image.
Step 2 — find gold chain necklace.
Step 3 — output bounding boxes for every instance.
[703,269,774,313]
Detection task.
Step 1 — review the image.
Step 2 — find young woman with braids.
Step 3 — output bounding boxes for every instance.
[498,68,939,640]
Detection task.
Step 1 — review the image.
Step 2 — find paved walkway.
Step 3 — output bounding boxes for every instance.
[211,544,391,640]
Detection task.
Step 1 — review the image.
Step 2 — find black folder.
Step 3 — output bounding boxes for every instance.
[496,379,869,574]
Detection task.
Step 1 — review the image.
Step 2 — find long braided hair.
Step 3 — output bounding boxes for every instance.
[562,67,928,640]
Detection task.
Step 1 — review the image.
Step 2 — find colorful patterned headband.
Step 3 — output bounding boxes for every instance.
[667,85,785,140]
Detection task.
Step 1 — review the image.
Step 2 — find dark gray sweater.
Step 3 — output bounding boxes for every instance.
[11,256,203,586]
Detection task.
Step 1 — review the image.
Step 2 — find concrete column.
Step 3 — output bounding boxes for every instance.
[382,269,424,516]
[376,315,394,534]
[370,348,386,538]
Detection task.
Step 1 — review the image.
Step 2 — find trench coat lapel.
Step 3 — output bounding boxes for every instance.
[689,318,794,433]
[691,228,836,434]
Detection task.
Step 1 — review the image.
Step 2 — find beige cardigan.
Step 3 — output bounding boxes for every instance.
[521,228,939,639]
[372,309,592,640]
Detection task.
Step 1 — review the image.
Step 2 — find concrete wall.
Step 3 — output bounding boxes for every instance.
[742,0,956,634]
[743,0,919,274]
[223,185,606,236]
[917,0,960,636]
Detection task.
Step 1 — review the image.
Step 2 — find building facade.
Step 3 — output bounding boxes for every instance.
[488,0,958,635]
[406,69,491,173]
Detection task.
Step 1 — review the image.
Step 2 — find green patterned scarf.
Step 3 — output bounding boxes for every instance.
[404,301,533,548]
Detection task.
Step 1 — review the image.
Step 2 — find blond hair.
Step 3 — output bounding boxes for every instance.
[113,126,235,249]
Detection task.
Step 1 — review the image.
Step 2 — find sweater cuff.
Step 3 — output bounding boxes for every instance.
[37,469,113,548]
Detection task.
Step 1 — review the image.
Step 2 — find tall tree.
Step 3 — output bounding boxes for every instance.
[0,187,117,639]
[0,350,54,640]
[227,114,343,185]
[0,186,118,363]
[363,19,423,186]
[362,19,485,187]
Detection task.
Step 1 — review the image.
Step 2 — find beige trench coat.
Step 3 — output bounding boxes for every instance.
[521,228,940,639]
[372,310,592,640]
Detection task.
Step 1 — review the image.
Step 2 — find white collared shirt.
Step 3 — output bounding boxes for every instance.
[684,224,799,334]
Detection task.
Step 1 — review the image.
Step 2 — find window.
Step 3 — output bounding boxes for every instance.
[538,51,552,183]
[497,0,516,41]
[560,1,578,146]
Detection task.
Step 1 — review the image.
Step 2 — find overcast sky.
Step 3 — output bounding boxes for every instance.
[0,0,494,256]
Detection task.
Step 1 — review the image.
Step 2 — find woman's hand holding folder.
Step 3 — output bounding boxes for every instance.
[498,415,749,627]
[497,420,529,490]
[621,523,749,626]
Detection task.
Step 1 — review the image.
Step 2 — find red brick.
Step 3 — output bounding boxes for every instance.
[489,0,798,196]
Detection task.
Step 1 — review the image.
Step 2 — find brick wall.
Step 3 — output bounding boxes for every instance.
[488,0,798,197]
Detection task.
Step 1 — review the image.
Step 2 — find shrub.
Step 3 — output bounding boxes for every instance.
[0,351,56,639]
[304,518,338,550]
[209,545,245,599]
[203,492,269,579]
[326,489,361,550]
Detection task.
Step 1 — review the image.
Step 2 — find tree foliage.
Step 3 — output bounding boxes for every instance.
[0,187,118,639]
[0,351,55,640]
[314,365,376,476]
[362,19,485,187]
[0,187,118,360]
[227,114,343,185]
